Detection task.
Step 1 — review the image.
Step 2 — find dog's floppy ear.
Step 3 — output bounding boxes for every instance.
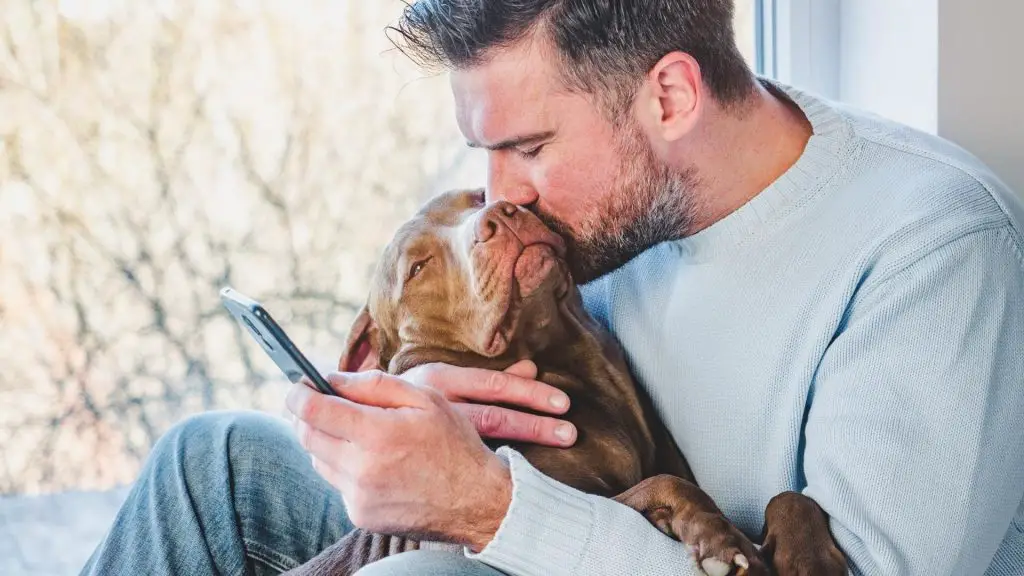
[339,305,384,373]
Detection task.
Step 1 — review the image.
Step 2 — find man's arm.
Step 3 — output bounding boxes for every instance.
[467,446,707,575]
[802,224,1024,575]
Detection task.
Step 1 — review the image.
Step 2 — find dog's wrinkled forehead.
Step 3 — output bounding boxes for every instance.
[385,188,484,261]
[417,188,486,226]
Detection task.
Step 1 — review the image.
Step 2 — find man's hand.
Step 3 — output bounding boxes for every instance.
[286,371,514,551]
[402,360,577,447]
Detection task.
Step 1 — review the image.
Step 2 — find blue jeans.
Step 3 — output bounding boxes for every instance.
[79,411,505,576]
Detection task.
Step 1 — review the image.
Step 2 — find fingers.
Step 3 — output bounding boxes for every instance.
[326,370,426,409]
[286,382,369,440]
[294,417,354,472]
[289,370,439,446]
[405,363,570,415]
[456,403,577,447]
[503,359,538,379]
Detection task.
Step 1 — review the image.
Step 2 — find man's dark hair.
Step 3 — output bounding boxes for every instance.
[388,0,755,114]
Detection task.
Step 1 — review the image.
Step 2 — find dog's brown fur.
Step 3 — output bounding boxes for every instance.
[284,190,846,576]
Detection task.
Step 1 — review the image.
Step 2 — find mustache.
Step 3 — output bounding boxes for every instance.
[530,208,583,259]
[531,208,572,245]
[530,206,615,285]
[526,173,698,285]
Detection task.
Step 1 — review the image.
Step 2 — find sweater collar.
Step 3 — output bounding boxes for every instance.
[672,78,855,262]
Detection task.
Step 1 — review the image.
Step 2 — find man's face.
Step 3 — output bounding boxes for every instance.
[451,39,697,284]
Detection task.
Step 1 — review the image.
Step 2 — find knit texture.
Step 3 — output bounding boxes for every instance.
[467,80,1024,576]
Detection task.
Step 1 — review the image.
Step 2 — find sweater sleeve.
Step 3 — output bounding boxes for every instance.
[802,224,1024,575]
[465,446,705,575]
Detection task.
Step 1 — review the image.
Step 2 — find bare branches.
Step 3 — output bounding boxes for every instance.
[0,0,478,494]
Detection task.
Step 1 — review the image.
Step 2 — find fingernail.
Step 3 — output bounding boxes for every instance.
[549,393,569,410]
[554,423,575,443]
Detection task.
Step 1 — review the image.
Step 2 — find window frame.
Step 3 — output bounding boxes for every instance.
[756,0,841,100]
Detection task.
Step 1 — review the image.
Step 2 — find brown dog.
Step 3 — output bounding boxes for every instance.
[285,190,846,576]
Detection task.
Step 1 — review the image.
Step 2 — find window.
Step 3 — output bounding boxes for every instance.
[758,0,841,98]
[1,1,473,495]
[735,0,761,73]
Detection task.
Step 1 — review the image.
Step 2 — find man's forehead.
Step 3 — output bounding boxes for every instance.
[450,44,562,146]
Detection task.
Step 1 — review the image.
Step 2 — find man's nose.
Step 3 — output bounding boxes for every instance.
[474,201,518,243]
[486,153,539,207]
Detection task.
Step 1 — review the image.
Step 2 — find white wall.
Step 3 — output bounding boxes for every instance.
[937,0,1024,196]
[831,0,1023,197]
[838,0,938,134]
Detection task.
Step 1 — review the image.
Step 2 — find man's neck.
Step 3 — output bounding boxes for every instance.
[679,80,814,235]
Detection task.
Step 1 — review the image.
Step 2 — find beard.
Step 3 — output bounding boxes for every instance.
[534,120,699,285]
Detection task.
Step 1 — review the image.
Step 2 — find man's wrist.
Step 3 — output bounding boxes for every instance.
[464,455,513,552]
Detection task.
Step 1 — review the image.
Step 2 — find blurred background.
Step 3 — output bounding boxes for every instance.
[0,0,758,499]
[0,0,476,497]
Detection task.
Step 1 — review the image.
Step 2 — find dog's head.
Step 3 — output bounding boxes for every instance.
[340,189,574,374]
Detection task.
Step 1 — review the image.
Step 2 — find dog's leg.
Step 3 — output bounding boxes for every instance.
[760,491,847,576]
[614,475,769,576]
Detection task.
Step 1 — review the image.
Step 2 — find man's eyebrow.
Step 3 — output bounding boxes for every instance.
[466,131,555,151]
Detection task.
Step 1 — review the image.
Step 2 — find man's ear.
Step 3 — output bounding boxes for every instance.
[338,305,384,373]
[638,51,702,143]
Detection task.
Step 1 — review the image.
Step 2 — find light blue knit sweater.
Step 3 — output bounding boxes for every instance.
[467,81,1024,575]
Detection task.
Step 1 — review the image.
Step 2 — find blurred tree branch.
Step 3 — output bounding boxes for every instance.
[0,0,477,494]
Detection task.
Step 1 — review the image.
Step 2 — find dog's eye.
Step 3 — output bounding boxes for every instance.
[408,258,430,281]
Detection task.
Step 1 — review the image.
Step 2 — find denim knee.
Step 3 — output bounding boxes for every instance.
[148,410,297,486]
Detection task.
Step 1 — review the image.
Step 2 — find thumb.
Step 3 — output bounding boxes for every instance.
[327,371,425,409]
[503,359,538,380]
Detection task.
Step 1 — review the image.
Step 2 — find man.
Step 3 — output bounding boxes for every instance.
[82,1,1024,575]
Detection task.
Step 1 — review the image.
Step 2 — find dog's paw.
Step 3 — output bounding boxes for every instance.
[678,510,766,576]
[763,533,847,576]
[614,475,769,576]
[761,492,848,576]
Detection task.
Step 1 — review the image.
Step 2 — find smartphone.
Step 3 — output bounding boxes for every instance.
[219,287,336,396]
